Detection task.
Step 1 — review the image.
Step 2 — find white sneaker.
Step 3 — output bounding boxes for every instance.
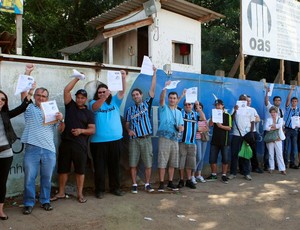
[196,176,206,183]
[191,176,197,184]
[228,174,236,180]
[244,175,252,181]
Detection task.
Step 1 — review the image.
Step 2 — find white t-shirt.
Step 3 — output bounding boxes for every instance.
[232,106,255,136]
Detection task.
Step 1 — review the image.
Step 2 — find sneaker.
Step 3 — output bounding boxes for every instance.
[177,179,184,188]
[289,164,299,169]
[196,176,206,183]
[227,174,236,180]
[281,171,287,175]
[221,175,229,184]
[244,175,252,181]
[191,176,197,184]
[158,182,164,192]
[167,181,179,191]
[253,168,264,173]
[145,184,154,193]
[131,185,138,194]
[206,174,217,182]
[185,180,196,189]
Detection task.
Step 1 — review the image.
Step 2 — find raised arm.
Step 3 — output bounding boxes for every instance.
[177,89,187,105]
[149,66,157,98]
[286,85,295,107]
[265,87,270,106]
[160,81,171,106]
[64,78,80,105]
[194,100,206,121]
[117,70,127,99]
[21,64,35,101]
[92,89,111,111]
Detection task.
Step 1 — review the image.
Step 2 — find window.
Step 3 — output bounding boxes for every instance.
[172,42,192,65]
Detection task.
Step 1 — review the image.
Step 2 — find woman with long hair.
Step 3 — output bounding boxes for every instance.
[0,65,35,220]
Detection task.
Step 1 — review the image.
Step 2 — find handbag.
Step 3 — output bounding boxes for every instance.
[238,141,253,159]
[264,130,280,143]
[196,121,209,142]
[200,131,210,142]
[264,118,280,143]
[234,118,255,145]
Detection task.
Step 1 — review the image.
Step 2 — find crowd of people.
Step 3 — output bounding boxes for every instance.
[0,64,299,220]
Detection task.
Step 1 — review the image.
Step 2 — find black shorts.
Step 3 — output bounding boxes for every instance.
[57,141,87,174]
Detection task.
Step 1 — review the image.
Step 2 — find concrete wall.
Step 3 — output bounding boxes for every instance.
[1,55,294,196]
[0,55,141,196]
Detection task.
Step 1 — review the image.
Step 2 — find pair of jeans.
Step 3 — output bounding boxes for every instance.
[23,144,56,207]
[230,135,251,176]
[284,128,298,165]
[195,140,208,172]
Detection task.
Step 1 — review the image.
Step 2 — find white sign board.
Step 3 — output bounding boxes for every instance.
[242,0,300,62]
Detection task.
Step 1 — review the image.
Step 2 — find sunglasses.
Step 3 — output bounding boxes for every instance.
[184,103,192,106]
[98,91,106,94]
[34,94,48,98]
[1,97,6,102]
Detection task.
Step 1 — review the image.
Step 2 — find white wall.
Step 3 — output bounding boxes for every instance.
[0,56,141,196]
[149,9,202,73]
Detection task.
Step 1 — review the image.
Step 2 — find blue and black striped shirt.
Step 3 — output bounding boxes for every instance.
[180,110,198,144]
[126,97,153,138]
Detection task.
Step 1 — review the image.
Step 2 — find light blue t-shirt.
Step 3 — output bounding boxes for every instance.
[89,95,123,143]
[157,105,183,141]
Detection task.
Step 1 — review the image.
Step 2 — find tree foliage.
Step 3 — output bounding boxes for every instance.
[0,0,298,82]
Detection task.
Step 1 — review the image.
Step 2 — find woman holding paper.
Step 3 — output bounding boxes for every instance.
[0,83,35,220]
[264,106,286,175]
[191,101,209,184]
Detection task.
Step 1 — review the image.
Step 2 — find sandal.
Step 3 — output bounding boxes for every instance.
[50,194,67,202]
[78,197,87,203]
[41,203,53,211]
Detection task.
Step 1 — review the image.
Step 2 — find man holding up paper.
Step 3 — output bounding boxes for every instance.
[157,81,184,192]
[51,76,95,203]
[284,85,299,169]
[207,99,231,184]
[229,94,255,181]
[89,70,127,199]
[125,66,157,194]
[21,66,64,214]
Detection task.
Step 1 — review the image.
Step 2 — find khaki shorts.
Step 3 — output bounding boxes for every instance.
[129,136,153,168]
[179,143,196,169]
[158,137,179,168]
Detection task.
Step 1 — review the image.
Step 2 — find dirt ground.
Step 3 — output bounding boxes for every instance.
[1,169,300,230]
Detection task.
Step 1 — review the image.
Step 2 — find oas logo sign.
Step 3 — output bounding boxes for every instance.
[246,0,271,52]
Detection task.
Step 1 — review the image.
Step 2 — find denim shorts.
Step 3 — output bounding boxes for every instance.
[209,144,229,164]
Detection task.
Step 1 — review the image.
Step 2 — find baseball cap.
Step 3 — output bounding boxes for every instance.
[213,99,224,105]
[75,89,88,97]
